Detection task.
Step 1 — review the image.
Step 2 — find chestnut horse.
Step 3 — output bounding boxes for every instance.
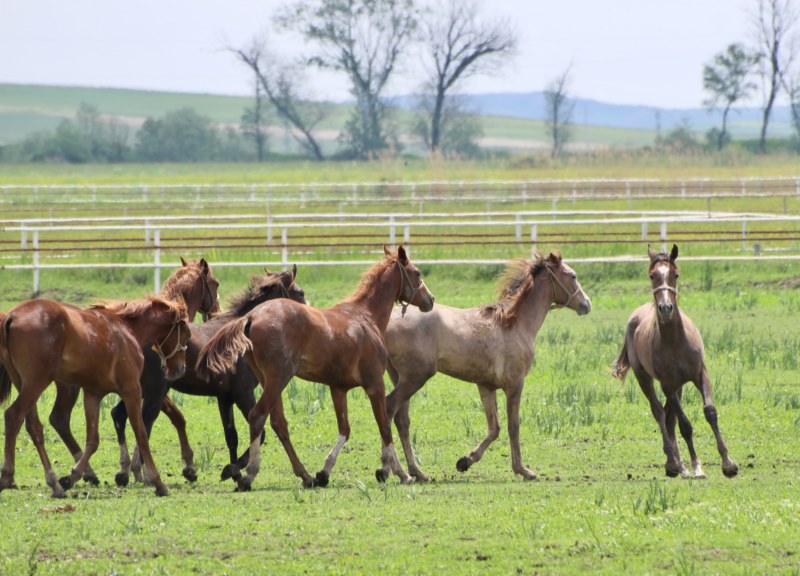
[383,251,592,481]
[0,296,190,497]
[115,266,307,486]
[612,244,738,479]
[197,246,435,491]
[46,257,220,485]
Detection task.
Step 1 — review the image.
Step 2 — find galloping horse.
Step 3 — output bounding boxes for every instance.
[612,244,738,478]
[383,251,591,481]
[197,246,434,491]
[46,257,220,485]
[0,296,190,497]
[114,266,307,486]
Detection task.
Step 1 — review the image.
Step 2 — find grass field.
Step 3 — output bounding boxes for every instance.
[0,162,799,575]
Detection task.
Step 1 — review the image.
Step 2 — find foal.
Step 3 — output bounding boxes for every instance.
[612,244,738,478]
[197,246,435,491]
[0,296,189,497]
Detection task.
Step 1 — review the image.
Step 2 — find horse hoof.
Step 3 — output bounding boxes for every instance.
[51,489,67,499]
[456,457,472,473]
[182,468,198,483]
[220,464,239,481]
[664,467,681,478]
[58,476,74,490]
[723,464,739,478]
[114,472,130,487]
[84,474,100,486]
[155,485,169,497]
[235,479,252,492]
[0,482,17,492]
[375,469,389,483]
[315,471,330,488]
[411,472,430,483]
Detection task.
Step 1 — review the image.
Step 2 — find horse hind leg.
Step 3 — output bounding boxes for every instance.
[268,396,315,488]
[366,382,411,485]
[120,384,169,496]
[59,392,101,491]
[384,369,433,482]
[394,400,429,482]
[49,382,99,485]
[695,367,738,478]
[457,385,504,475]
[160,396,196,482]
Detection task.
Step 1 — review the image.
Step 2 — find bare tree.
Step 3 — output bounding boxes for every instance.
[751,0,799,153]
[231,40,326,161]
[278,0,417,159]
[543,67,575,159]
[417,0,516,156]
[412,93,484,157]
[240,79,268,161]
[703,43,759,150]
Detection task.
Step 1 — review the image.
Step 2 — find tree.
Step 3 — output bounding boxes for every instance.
[232,40,326,161]
[416,0,515,156]
[543,67,575,159]
[279,0,417,159]
[751,0,799,153]
[135,108,219,162]
[240,80,268,162]
[411,94,483,158]
[703,43,759,150]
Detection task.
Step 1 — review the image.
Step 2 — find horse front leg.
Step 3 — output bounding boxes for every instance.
[119,383,168,497]
[393,401,429,482]
[668,388,704,478]
[59,392,101,491]
[367,382,411,485]
[314,387,350,488]
[49,382,99,485]
[269,396,315,488]
[160,395,196,482]
[695,366,738,478]
[635,369,682,477]
[458,384,504,475]
[385,366,434,482]
[664,393,690,478]
[111,399,134,487]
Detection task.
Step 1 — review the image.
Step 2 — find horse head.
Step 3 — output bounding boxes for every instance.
[385,245,434,314]
[647,244,680,323]
[173,257,221,321]
[151,298,191,381]
[544,252,592,316]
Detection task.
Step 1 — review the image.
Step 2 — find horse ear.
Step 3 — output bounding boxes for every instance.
[291,263,297,280]
[670,244,679,262]
[200,258,209,273]
[397,245,409,264]
[264,266,270,274]
[547,252,561,265]
[383,245,391,257]
[180,256,188,267]
[647,244,657,260]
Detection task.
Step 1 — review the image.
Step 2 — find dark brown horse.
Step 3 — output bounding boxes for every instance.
[46,257,220,485]
[383,252,591,481]
[197,246,435,491]
[114,266,307,486]
[612,244,738,479]
[0,296,190,497]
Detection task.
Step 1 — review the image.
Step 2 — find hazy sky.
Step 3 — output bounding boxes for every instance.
[0,0,758,109]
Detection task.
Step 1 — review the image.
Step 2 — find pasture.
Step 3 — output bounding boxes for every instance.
[0,166,799,575]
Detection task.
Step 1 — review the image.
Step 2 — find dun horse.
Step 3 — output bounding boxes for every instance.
[197,246,434,491]
[383,251,591,481]
[612,244,738,478]
[114,266,306,486]
[0,296,190,497]
[46,257,220,485]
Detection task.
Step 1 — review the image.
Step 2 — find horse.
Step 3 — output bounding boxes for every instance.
[382,251,592,482]
[196,246,435,491]
[113,266,307,487]
[45,257,220,485]
[612,244,738,479]
[0,296,190,497]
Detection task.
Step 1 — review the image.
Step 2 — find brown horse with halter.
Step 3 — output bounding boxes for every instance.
[612,244,738,479]
[115,266,307,487]
[0,295,190,497]
[197,246,434,491]
[45,257,220,485]
[383,251,591,481]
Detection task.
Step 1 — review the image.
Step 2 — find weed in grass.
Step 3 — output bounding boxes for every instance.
[351,480,372,503]
[287,378,299,414]
[27,537,42,576]
[633,480,677,516]
[674,551,697,576]
[116,504,148,535]
[196,445,219,472]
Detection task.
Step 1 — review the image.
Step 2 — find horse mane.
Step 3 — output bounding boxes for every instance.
[479,252,548,328]
[342,253,396,304]
[161,261,204,300]
[227,273,287,316]
[92,295,186,322]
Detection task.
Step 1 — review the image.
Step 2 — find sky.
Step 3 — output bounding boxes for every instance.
[0,0,759,109]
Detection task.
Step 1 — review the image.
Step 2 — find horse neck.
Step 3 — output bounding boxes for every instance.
[513,271,556,339]
[124,309,174,346]
[655,304,686,343]
[345,265,399,333]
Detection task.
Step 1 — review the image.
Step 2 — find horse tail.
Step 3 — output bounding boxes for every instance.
[0,313,13,405]
[611,341,630,382]
[195,317,252,381]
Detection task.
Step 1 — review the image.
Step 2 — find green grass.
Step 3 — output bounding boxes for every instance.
[0,165,799,574]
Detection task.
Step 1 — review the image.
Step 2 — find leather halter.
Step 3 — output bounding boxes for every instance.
[652,284,679,296]
[395,260,427,317]
[546,266,581,310]
[154,320,187,371]
[198,272,218,322]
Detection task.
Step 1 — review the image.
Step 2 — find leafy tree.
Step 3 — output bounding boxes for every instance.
[703,43,759,150]
[134,108,219,162]
[279,0,417,159]
[412,94,483,158]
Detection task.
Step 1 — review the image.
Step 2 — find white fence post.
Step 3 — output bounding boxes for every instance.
[741,220,747,250]
[515,214,522,241]
[21,223,27,249]
[403,225,410,245]
[660,222,667,252]
[281,227,288,271]
[33,230,40,294]
[153,229,161,293]
[530,224,537,249]
[641,222,648,241]
[144,219,151,246]
[389,215,396,247]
